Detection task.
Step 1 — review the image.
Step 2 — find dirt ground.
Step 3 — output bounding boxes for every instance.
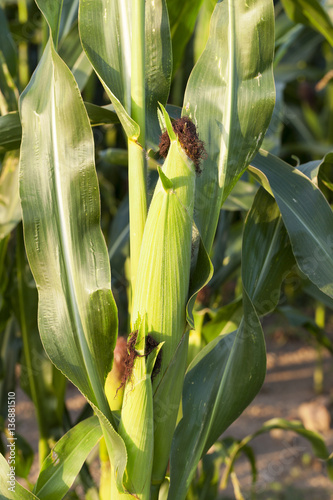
[11,323,333,499]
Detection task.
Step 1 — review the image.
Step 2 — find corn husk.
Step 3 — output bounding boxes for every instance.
[131,105,196,490]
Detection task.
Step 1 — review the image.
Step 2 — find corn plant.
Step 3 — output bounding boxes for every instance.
[1,0,333,499]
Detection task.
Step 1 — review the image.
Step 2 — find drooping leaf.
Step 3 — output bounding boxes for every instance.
[34,416,102,500]
[221,418,333,485]
[250,150,333,300]
[183,0,275,252]
[169,154,303,498]
[280,0,333,46]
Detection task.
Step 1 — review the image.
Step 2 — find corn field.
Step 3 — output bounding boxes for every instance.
[0,0,333,499]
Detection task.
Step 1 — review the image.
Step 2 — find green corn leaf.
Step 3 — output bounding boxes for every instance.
[242,186,295,316]
[79,0,171,145]
[168,289,266,500]
[280,0,333,46]
[201,185,295,344]
[0,152,21,239]
[166,0,205,73]
[0,5,17,78]
[277,305,333,354]
[250,150,333,300]
[19,4,127,491]
[58,0,79,43]
[0,52,19,114]
[79,0,138,137]
[33,416,102,499]
[0,112,22,153]
[35,0,64,47]
[169,181,299,499]
[145,0,172,148]
[221,418,333,485]
[15,228,66,464]
[193,0,218,63]
[201,298,243,344]
[183,0,275,253]
[0,104,119,154]
[0,453,39,500]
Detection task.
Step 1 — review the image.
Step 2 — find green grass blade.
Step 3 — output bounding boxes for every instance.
[34,416,102,499]
[183,0,275,253]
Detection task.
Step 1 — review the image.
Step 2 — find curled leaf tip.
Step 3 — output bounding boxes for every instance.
[158,116,206,174]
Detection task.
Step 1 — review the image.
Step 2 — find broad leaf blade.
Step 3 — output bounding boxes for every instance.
[169,290,265,500]
[19,40,115,411]
[35,0,64,46]
[79,0,171,145]
[0,453,38,499]
[183,0,275,252]
[79,0,138,138]
[166,0,205,73]
[280,0,333,46]
[19,34,127,488]
[145,0,172,148]
[250,150,333,299]
[243,186,294,315]
[34,416,102,499]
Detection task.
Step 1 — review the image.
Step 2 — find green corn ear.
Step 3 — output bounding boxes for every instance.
[131,105,196,492]
[115,316,155,499]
